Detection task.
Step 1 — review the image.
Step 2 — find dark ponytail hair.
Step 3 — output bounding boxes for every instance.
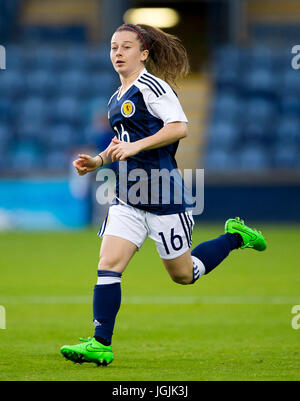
[115,23,190,88]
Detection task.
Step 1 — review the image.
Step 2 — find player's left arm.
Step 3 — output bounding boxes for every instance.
[107,122,187,162]
[136,121,188,150]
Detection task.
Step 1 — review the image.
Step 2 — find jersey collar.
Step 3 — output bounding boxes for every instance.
[117,68,148,101]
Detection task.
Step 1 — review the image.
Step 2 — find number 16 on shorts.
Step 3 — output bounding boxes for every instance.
[159,228,185,256]
[157,212,194,257]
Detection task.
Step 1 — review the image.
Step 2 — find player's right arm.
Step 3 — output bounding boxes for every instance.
[73,139,115,176]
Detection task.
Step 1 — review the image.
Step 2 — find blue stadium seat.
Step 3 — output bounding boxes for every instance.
[243,68,277,98]
[0,70,25,99]
[90,72,118,97]
[0,99,12,123]
[17,120,45,144]
[242,121,267,145]
[26,69,56,97]
[281,69,300,96]
[19,96,48,124]
[57,70,91,97]
[279,95,300,116]
[276,117,300,145]
[64,46,89,71]
[5,45,24,71]
[212,91,241,121]
[30,46,59,71]
[45,124,77,150]
[207,120,239,149]
[205,149,239,170]
[248,46,274,70]
[44,150,70,171]
[214,68,240,91]
[88,47,112,72]
[10,141,42,171]
[243,97,276,125]
[214,45,241,71]
[238,146,269,170]
[22,48,38,71]
[34,46,74,72]
[52,97,82,125]
[272,144,300,168]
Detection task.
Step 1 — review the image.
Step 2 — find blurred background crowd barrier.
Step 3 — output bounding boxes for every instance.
[0,0,299,229]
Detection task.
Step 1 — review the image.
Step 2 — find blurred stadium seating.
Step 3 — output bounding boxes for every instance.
[205,44,300,171]
[3,42,300,175]
[0,44,118,174]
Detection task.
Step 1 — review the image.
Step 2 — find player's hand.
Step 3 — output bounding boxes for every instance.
[72,154,99,175]
[107,138,141,161]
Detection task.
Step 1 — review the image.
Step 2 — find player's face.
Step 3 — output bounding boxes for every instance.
[110,31,148,77]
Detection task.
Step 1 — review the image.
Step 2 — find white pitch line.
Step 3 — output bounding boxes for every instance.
[0,296,299,305]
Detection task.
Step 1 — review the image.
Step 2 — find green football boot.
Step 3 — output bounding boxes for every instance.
[225,217,267,251]
[60,337,113,366]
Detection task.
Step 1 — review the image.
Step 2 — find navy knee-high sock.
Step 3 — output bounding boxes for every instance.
[191,233,242,282]
[93,270,122,346]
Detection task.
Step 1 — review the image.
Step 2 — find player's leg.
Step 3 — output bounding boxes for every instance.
[188,217,267,283]
[161,249,195,284]
[149,212,267,285]
[97,234,137,273]
[162,232,242,285]
[60,235,137,365]
[93,234,137,347]
[61,204,148,365]
[93,204,148,351]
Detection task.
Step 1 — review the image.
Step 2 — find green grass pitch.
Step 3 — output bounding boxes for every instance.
[0,223,300,381]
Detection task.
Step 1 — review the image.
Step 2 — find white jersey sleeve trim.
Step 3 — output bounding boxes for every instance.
[135,73,188,126]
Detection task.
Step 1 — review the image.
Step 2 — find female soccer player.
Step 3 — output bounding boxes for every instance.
[60,24,267,366]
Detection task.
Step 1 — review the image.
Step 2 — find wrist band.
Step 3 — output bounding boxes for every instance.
[97,154,104,167]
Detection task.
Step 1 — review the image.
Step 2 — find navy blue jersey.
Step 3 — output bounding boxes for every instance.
[107,68,191,215]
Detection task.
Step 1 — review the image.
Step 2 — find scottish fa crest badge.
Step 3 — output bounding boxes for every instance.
[121,100,135,118]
